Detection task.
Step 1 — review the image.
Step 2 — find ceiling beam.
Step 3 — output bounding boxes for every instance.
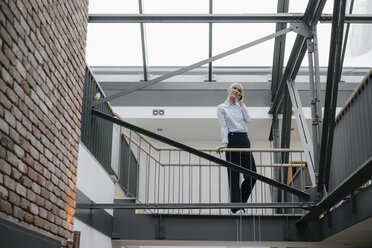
[88,14,372,23]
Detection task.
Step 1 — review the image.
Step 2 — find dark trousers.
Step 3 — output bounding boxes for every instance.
[226,132,257,213]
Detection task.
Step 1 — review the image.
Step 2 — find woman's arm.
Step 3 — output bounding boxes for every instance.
[240,103,251,123]
[216,106,228,144]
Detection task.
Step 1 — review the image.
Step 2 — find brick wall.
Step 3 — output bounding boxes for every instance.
[0,0,88,246]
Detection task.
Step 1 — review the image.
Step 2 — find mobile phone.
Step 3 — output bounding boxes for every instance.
[238,95,242,101]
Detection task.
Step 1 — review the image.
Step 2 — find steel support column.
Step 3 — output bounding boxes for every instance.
[138,0,149,81]
[286,80,316,185]
[270,0,289,101]
[317,0,347,195]
[207,0,214,82]
[306,27,322,177]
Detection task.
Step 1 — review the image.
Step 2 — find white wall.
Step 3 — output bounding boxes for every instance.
[76,144,115,215]
[111,124,122,176]
[74,143,117,248]
[74,219,113,248]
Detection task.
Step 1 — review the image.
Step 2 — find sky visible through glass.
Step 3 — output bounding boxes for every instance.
[86,0,372,68]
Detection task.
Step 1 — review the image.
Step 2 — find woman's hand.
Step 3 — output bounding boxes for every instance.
[217,143,228,154]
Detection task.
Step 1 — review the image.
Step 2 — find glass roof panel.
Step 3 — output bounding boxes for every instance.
[145,24,209,67]
[88,0,139,13]
[143,0,209,13]
[289,0,334,13]
[213,0,278,13]
[85,24,143,66]
[213,24,275,66]
[343,0,372,67]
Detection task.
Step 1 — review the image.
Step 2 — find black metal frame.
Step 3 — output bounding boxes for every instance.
[88,14,372,23]
[298,157,372,223]
[317,0,347,195]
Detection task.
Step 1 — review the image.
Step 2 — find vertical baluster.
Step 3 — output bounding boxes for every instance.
[136,137,142,201]
[189,152,192,215]
[154,149,157,205]
[218,152,222,216]
[199,155,202,215]
[157,151,161,214]
[145,144,150,204]
[178,150,181,215]
[162,151,166,214]
[290,151,294,215]
[270,151,274,216]
[260,152,264,215]
[127,130,132,197]
[209,151,212,215]
[168,150,171,214]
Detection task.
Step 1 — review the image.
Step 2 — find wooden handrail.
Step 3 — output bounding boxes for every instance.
[336,67,372,120]
[121,130,304,153]
[161,162,306,167]
[121,130,307,168]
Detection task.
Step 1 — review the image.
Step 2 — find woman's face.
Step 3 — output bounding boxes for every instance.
[229,84,242,100]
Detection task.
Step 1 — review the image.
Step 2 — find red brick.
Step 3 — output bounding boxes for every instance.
[27,189,36,202]
[19,197,30,209]
[4,175,16,191]
[35,195,45,207]
[9,191,20,205]
[31,182,41,194]
[27,167,37,181]
[16,183,27,197]
[0,159,12,175]
[11,167,22,182]
[0,92,12,110]
[39,207,47,219]
[0,26,13,47]
[6,87,19,105]
[21,176,32,188]
[13,206,25,220]
[23,154,35,167]
[0,185,8,199]
[6,20,18,42]
[34,216,43,228]
[24,213,34,223]
[1,200,13,215]
[4,109,16,128]
[20,79,30,94]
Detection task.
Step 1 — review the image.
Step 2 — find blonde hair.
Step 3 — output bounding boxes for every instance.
[228,82,243,93]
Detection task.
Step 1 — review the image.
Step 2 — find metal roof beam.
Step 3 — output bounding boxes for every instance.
[88,14,372,23]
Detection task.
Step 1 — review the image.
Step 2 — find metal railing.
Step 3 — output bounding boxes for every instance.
[119,128,309,216]
[329,68,372,191]
[81,66,113,173]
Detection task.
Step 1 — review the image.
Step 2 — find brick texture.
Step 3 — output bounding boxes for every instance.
[0,0,88,246]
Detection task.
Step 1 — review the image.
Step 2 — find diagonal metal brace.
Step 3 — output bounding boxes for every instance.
[91,28,293,107]
[92,109,310,200]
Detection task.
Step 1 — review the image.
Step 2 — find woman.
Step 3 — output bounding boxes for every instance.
[216,83,256,214]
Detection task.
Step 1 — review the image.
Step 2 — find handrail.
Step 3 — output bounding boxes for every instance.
[122,130,304,153]
[92,108,310,200]
[335,67,372,120]
[122,131,307,168]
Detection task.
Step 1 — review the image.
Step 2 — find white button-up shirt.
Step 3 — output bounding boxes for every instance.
[217,100,252,144]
